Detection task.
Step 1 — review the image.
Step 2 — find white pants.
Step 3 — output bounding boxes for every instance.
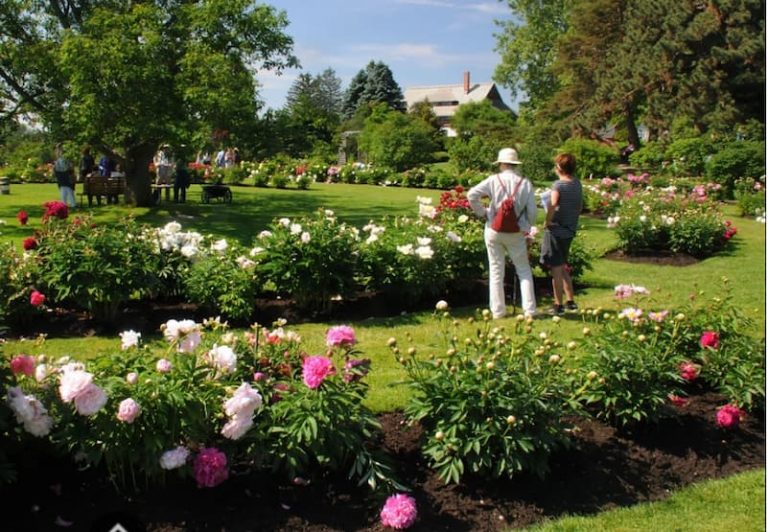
[59,186,76,208]
[484,227,536,318]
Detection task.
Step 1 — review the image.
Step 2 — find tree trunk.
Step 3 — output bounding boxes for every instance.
[124,144,156,206]
[624,103,641,148]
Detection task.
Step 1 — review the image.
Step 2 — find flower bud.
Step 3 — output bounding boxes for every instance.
[436,300,449,311]
[567,341,577,350]
[552,316,561,323]
[675,313,685,321]
[407,347,417,356]
[485,361,495,370]
[654,326,661,333]
[126,372,138,385]
[506,415,516,425]
[446,348,456,356]
[548,354,561,364]
[435,430,445,441]
[386,337,397,347]
[637,335,646,342]
[582,327,591,336]
[516,314,525,322]
[587,371,598,381]
[598,377,606,384]
[482,309,491,318]
[524,326,532,334]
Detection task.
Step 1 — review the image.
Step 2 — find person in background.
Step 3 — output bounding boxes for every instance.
[98,152,114,177]
[173,158,191,203]
[467,148,538,319]
[79,146,95,183]
[215,147,226,168]
[224,147,235,168]
[154,145,173,202]
[540,153,583,316]
[53,144,76,208]
[233,147,241,165]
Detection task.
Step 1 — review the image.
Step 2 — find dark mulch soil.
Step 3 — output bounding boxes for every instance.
[603,249,699,267]
[3,391,764,532]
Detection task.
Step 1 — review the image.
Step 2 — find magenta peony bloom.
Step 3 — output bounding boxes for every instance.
[42,200,69,222]
[302,356,335,389]
[679,361,699,382]
[326,325,357,347]
[193,447,229,488]
[716,404,743,429]
[17,210,28,226]
[22,237,38,251]
[380,493,418,529]
[116,398,141,423]
[10,354,36,376]
[30,290,46,307]
[700,331,720,349]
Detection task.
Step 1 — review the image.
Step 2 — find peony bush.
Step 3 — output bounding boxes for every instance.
[2,320,400,491]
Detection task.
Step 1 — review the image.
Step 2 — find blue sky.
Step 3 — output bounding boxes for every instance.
[257,0,517,112]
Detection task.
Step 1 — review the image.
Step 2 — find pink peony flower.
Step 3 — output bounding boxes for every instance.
[30,290,46,307]
[126,372,139,385]
[22,237,38,251]
[716,404,743,429]
[116,398,141,423]
[700,331,719,349]
[17,210,28,226]
[679,361,699,382]
[648,310,669,323]
[253,371,266,382]
[194,447,229,488]
[380,493,418,529]
[302,356,335,389]
[326,325,357,347]
[73,383,107,416]
[10,354,36,376]
[156,358,172,373]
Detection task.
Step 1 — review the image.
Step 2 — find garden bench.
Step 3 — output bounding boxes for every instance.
[79,175,125,206]
[201,184,232,204]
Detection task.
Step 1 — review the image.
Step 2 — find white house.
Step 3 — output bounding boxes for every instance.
[404,71,512,136]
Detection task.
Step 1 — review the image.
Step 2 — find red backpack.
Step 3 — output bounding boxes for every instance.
[490,175,525,233]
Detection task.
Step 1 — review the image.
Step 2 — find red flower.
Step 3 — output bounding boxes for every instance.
[454,185,464,194]
[699,331,720,349]
[10,354,36,376]
[17,210,28,226]
[668,394,689,407]
[30,290,46,307]
[716,404,743,429]
[22,237,38,251]
[42,201,69,222]
[679,361,699,382]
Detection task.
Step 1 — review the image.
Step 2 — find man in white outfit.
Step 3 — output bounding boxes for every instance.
[467,148,538,318]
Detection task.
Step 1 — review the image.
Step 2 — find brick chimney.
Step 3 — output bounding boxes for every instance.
[463,71,470,94]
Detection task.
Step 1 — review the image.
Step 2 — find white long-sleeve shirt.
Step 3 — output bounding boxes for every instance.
[467,169,537,233]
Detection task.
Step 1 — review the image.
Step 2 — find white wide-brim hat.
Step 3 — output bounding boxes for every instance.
[495,148,522,165]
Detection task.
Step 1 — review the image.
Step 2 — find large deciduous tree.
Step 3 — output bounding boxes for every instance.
[0,0,297,206]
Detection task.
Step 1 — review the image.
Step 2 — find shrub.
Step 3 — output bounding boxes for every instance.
[3,321,399,491]
[270,173,290,189]
[629,141,667,173]
[558,138,620,180]
[447,135,499,173]
[33,213,162,321]
[734,176,766,218]
[667,212,730,258]
[705,141,765,196]
[394,309,582,482]
[184,240,261,322]
[665,137,715,177]
[0,242,41,332]
[256,210,360,313]
[579,301,687,426]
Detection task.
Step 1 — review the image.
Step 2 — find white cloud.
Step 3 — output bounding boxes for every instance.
[394,0,507,15]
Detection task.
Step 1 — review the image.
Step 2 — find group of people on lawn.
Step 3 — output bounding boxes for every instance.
[53,144,191,206]
[468,148,583,318]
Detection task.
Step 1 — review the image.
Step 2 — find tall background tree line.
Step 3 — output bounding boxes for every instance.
[0,1,763,205]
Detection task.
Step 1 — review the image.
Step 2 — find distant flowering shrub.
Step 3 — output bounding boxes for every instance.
[380,493,418,529]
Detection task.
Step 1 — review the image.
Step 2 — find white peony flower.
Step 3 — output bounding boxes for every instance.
[207,345,237,374]
[159,446,190,470]
[446,231,461,243]
[119,330,141,350]
[300,231,311,244]
[417,237,432,246]
[458,214,469,223]
[290,223,303,235]
[415,245,434,259]
[211,239,228,253]
[396,244,414,255]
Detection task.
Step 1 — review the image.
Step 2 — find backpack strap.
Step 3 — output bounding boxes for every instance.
[496,174,524,202]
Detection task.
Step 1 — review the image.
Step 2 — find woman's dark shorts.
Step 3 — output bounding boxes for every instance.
[540,230,573,267]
